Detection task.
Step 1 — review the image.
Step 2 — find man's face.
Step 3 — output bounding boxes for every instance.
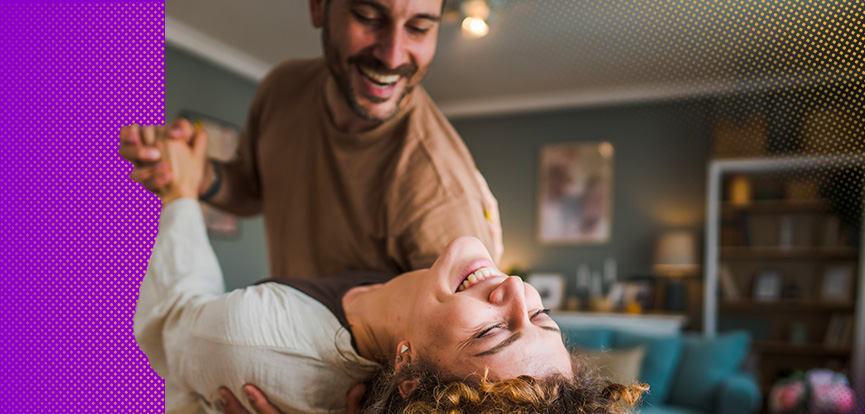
[320,0,442,122]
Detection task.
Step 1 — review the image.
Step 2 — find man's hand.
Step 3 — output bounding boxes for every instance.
[119,119,204,196]
[219,385,283,414]
[219,383,366,414]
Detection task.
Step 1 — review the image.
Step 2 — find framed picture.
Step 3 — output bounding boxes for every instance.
[820,264,854,302]
[178,110,243,237]
[751,269,783,301]
[537,142,614,245]
[527,273,566,310]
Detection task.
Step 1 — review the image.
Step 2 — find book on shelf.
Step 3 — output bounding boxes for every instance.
[718,265,740,299]
[823,313,853,348]
[821,216,841,247]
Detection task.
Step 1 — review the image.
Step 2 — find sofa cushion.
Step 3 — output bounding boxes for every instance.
[612,331,683,406]
[668,331,750,413]
[580,346,645,384]
[636,405,705,414]
[562,327,612,350]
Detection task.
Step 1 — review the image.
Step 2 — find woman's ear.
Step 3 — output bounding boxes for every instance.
[394,341,417,398]
[309,0,326,28]
[394,341,412,370]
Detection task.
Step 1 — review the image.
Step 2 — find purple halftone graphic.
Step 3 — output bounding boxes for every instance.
[0,2,165,412]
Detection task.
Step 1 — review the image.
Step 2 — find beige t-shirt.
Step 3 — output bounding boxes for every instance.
[227,58,501,279]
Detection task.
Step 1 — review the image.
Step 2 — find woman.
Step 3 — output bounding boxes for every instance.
[135,133,644,413]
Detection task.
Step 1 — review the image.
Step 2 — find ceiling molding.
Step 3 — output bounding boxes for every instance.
[437,83,717,119]
[165,16,271,82]
[437,73,842,119]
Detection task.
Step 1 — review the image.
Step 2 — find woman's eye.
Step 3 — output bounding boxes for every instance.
[476,323,505,338]
[531,309,551,319]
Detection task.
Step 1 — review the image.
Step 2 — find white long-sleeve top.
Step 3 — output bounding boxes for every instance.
[134,199,380,414]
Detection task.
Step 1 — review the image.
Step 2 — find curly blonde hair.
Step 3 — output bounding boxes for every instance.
[362,352,648,414]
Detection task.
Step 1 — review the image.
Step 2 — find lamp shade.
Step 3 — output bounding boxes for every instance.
[653,231,698,276]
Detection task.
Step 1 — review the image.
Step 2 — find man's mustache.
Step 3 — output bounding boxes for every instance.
[349,54,417,78]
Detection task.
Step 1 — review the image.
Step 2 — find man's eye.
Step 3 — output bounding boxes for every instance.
[352,10,380,25]
[407,25,431,34]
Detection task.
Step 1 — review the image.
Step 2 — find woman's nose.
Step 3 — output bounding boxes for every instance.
[489,276,528,312]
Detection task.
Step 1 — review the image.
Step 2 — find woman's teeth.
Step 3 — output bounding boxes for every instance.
[457,267,502,292]
[360,66,399,86]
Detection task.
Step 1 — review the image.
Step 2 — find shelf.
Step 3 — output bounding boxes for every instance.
[719,246,858,260]
[721,200,830,215]
[720,299,855,312]
[753,340,851,357]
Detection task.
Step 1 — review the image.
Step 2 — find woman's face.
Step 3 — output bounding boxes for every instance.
[394,237,572,380]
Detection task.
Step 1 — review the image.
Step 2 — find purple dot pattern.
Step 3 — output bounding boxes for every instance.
[0,0,862,413]
[0,2,165,412]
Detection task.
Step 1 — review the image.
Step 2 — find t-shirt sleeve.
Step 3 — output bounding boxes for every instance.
[393,194,500,270]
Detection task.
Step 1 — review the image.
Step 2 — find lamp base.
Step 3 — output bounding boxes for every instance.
[664,281,686,312]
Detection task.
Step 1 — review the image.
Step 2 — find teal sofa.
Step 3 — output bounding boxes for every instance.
[560,327,761,414]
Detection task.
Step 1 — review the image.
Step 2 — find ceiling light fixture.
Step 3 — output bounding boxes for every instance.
[445,0,508,39]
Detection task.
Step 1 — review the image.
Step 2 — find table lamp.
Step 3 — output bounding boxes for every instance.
[654,231,698,311]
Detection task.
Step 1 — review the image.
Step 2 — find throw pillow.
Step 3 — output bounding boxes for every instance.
[562,327,612,351]
[668,331,750,412]
[581,346,646,385]
[612,331,683,406]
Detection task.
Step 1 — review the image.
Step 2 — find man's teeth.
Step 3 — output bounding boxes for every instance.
[360,66,399,86]
[458,267,501,292]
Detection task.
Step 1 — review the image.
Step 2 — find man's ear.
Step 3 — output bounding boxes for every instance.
[309,0,326,28]
[394,341,417,399]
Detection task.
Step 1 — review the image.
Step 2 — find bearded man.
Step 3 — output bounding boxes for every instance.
[120,0,503,279]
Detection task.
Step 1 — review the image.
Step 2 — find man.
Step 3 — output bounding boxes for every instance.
[121,0,503,280]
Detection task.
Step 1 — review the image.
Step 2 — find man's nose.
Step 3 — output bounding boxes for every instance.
[374,26,410,69]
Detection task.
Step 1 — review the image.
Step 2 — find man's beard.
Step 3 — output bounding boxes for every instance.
[322,24,418,123]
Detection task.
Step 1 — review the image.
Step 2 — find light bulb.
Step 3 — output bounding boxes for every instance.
[461,16,489,38]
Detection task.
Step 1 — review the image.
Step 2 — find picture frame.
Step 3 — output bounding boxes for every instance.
[527,273,566,310]
[178,110,243,237]
[751,269,783,301]
[537,142,614,245]
[819,264,854,302]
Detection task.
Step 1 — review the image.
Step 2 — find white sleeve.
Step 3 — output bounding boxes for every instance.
[133,198,225,379]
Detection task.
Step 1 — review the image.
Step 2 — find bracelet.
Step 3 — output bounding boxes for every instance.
[199,159,222,202]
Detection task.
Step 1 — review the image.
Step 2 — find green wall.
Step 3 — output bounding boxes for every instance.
[452,102,713,294]
[165,45,716,292]
[165,45,268,290]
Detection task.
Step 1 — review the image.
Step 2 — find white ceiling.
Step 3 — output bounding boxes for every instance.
[166,0,859,118]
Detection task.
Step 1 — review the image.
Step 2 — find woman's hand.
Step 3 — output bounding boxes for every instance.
[158,122,208,205]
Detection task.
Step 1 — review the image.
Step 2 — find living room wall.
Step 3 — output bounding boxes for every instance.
[165,45,715,292]
[165,45,267,290]
[452,103,713,295]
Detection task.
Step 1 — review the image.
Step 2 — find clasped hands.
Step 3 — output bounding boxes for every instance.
[118,119,212,203]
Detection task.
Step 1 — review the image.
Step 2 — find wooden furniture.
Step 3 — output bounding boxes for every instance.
[702,156,864,405]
